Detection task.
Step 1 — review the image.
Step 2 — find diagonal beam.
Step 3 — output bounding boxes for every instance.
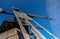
[13,10,31,39]
[28,14,54,20]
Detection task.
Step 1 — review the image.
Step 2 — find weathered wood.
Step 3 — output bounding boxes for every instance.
[0,28,21,39]
[0,20,20,34]
[13,10,31,39]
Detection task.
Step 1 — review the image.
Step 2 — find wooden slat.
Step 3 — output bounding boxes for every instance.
[13,10,31,39]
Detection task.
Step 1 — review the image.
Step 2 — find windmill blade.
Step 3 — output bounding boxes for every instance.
[11,7,54,20]
[0,8,7,13]
[13,10,31,39]
[28,14,54,20]
[0,8,14,15]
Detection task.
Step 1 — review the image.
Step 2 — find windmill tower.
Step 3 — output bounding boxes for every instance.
[0,7,58,39]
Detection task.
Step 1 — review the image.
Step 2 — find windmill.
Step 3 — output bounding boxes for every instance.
[0,7,58,39]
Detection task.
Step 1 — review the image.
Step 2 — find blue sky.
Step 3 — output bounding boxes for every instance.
[0,0,60,39]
